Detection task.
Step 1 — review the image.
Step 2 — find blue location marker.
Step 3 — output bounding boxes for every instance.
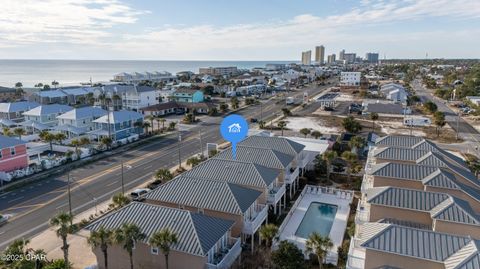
[220,114,248,159]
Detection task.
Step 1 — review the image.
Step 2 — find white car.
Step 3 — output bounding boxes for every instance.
[130,188,150,201]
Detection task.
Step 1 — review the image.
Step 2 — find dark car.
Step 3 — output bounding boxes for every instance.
[323,106,334,111]
[250,118,258,123]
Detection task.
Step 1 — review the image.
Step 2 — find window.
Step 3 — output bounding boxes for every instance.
[10,148,15,156]
[151,247,159,255]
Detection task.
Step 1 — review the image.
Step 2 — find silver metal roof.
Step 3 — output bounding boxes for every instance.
[144,176,262,215]
[239,135,305,156]
[214,145,294,169]
[370,162,439,180]
[374,147,428,161]
[367,187,448,211]
[183,158,279,188]
[362,224,471,262]
[86,202,234,256]
[375,135,423,148]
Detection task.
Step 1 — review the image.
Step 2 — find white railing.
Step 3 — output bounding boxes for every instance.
[206,237,242,269]
[243,204,268,235]
[267,183,286,204]
[355,201,369,225]
[284,167,300,184]
[346,237,365,269]
[276,186,308,241]
[360,175,373,194]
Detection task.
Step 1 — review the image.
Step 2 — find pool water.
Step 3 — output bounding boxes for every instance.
[295,202,338,239]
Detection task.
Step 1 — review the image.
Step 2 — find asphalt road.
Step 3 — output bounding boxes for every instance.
[0,81,333,249]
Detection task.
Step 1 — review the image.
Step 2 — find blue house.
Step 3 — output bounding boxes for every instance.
[172,89,204,103]
[91,110,144,141]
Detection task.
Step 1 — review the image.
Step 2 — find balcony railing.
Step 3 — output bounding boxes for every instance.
[206,237,242,269]
[243,204,268,235]
[284,167,300,184]
[355,202,369,225]
[267,183,286,204]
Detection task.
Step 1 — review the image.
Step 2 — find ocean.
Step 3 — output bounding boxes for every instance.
[0,60,295,88]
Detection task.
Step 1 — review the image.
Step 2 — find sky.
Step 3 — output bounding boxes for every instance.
[0,0,479,60]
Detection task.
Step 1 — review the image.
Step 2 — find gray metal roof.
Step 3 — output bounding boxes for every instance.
[239,135,305,156]
[0,135,26,148]
[93,110,143,124]
[374,147,428,161]
[86,202,234,256]
[144,176,262,215]
[361,224,471,262]
[422,169,460,190]
[432,197,480,225]
[370,162,439,180]
[23,104,73,116]
[367,187,448,211]
[446,241,480,269]
[0,101,39,113]
[453,253,480,269]
[214,145,294,169]
[375,135,423,147]
[183,158,279,188]
[378,218,431,230]
[57,106,107,120]
[416,152,479,185]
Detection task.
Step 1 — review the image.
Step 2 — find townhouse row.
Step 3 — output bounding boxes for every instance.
[348,135,480,269]
[86,135,316,269]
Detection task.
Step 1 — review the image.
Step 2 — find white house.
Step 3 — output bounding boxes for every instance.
[23,104,73,127]
[55,107,107,137]
[380,83,408,104]
[340,72,361,86]
[121,86,157,111]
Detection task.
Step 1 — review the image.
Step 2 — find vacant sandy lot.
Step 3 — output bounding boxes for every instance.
[285,117,341,134]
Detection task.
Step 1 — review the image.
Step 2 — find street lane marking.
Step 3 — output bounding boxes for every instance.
[8,196,25,203]
[106,181,118,187]
[5,203,46,210]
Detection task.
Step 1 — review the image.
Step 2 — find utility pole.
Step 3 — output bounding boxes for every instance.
[456,113,460,141]
[67,172,72,225]
[199,130,203,158]
[121,161,125,194]
[178,126,182,169]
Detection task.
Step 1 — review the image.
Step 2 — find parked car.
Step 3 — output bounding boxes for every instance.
[250,118,258,123]
[130,188,150,201]
[323,106,334,111]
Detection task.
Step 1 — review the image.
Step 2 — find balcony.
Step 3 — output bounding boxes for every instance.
[267,183,286,205]
[206,237,242,269]
[355,202,370,225]
[360,175,373,194]
[243,204,268,235]
[284,167,300,185]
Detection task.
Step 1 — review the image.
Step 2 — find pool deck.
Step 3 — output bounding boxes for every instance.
[277,185,353,265]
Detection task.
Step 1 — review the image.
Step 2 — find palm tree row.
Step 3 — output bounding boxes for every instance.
[39,131,67,153]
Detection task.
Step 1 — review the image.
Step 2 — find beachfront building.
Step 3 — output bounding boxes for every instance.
[60,87,95,105]
[145,176,267,251]
[112,71,176,83]
[121,85,157,111]
[0,135,28,173]
[22,104,73,129]
[0,86,19,102]
[0,101,39,124]
[171,89,204,103]
[199,67,238,77]
[29,90,68,104]
[91,110,144,141]
[86,202,241,269]
[55,107,107,138]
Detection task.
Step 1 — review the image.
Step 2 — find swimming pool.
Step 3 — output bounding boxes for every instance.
[295,202,338,239]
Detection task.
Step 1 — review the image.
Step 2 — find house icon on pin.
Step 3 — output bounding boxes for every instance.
[228,123,241,133]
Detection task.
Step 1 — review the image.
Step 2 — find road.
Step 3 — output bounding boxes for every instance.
[413,79,480,155]
[0,81,333,249]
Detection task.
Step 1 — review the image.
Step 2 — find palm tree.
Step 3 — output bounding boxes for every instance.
[145,116,154,132]
[322,150,338,180]
[300,128,310,138]
[55,133,67,145]
[277,121,287,136]
[348,136,365,154]
[142,121,151,134]
[155,169,173,182]
[79,137,90,147]
[111,193,130,209]
[133,121,143,134]
[155,118,161,133]
[369,112,379,131]
[87,226,113,269]
[341,151,357,183]
[186,157,200,167]
[159,118,166,132]
[13,128,26,139]
[168,122,176,131]
[39,131,56,153]
[71,139,81,159]
[113,223,146,269]
[100,136,113,150]
[311,130,322,139]
[259,224,278,247]
[149,229,178,269]
[2,127,12,136]
[305,232,333,269]
[49,212,74,269]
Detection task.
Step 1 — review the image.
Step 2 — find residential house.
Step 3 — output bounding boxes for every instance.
[340,72,361,87]
[112,71,176,83]
[61,87,95,105]
[140,101,216,116]
[55,107,107,138]
[144,176,267,251]
[22,104,73,127]
[91,110,144,141]
[183,158,282,213]
[121,85,157,111]
[0,135,28,173]
[86,202,240,269]
[171,89,204,103]
[29,90,68,104]
[0,101,39,123]
[380,83,407,104]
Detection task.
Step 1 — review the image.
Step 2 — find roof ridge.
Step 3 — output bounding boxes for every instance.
[186,211,206,256]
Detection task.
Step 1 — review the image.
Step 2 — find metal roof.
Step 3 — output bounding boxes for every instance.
[367,187,448,211]
[416,152,478,185]
[23,104,73,116]
[374,147,428,161]
[445,241,480,269]
[93,110,143,124]
[431,197,480,225]
[214,145,294,169]
[239,135,305,156]
[57,107,107,120]
[144,176,262,215]
[378,218,431,230]
[0,135,26,148]
[375,135,423,147]
[86,202,234,257]
[37,90,67,98]
[422,169,460,190]
[361,224,471,262]
[0,101,39,113]
[370,162,439,180]
[183,158,279,188]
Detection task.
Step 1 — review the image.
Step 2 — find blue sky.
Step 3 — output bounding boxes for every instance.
[0,0,479,60]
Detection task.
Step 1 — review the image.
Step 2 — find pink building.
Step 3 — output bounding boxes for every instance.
[0,135,28,172]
